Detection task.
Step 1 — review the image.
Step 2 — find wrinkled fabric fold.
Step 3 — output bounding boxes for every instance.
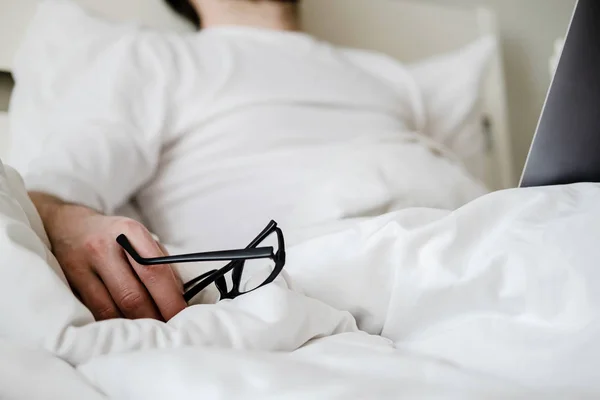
[1,163,600,397]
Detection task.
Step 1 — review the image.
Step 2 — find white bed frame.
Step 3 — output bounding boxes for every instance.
[0,0,514,189]
[0,111,7,160]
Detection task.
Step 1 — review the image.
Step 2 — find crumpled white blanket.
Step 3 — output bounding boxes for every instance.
[1,161,600,399]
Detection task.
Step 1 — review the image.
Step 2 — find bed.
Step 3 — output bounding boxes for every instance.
[2,130,600,398]
[1,1,598,399]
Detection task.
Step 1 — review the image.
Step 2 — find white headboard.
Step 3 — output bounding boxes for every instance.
[0,0,514,189]
[0,112,8,160]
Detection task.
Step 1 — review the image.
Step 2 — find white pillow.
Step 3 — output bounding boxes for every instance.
[7,0,137,177]
[408,37,496,180]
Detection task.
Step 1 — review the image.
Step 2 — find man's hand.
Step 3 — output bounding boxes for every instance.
[29,192,186,321]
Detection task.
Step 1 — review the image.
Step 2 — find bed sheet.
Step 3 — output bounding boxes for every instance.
[1,161,600,398]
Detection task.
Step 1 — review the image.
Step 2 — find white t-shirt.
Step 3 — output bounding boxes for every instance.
[18,26,485,251]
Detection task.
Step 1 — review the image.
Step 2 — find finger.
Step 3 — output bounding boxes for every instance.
[123,230,187,321]
[67,269,122,321]
[156,241,184,293]
[93,247,162,321]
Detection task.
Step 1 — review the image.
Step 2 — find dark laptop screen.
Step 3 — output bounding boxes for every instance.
[520,0,600,187]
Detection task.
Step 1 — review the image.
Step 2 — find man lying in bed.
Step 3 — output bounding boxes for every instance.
[20,0,485,322]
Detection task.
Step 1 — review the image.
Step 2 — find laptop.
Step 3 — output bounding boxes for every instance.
[520,0,600,188]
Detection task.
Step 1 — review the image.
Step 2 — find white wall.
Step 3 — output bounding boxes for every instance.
[424,0,576,172]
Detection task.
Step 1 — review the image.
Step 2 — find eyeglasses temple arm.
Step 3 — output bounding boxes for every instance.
[117,235,274,266]
[245,220,278,248]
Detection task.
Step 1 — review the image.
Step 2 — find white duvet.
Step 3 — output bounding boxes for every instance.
[1,160,600,399]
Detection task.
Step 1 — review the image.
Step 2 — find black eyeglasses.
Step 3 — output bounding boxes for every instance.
[116,221,286,302]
